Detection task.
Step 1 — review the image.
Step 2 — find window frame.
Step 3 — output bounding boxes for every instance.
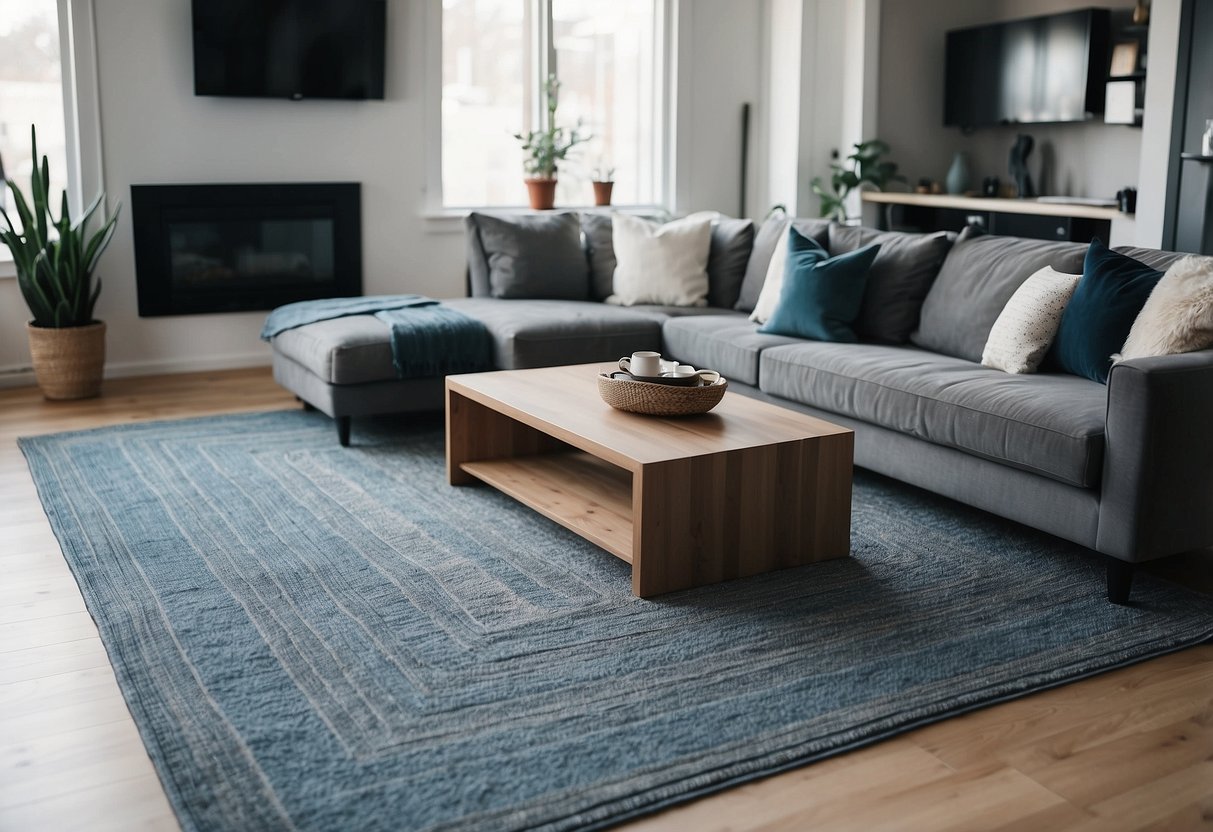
[426,0,673,217]
[0,0,105,277]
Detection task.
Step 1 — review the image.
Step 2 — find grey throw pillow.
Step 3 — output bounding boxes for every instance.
[470,212,589,300]
[828,226,954,344]
[735,216,831,312]
[911,234,1087,362]
[581,213,616,300]
[707,218,755,309]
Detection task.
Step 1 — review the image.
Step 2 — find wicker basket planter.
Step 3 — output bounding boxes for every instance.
[598,372,727,416]
[27,321,106,400]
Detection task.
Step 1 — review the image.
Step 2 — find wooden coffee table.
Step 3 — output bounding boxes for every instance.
[446,364,854,597]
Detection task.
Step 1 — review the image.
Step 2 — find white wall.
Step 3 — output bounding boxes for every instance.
[758,0,877,219]
[674,0,764,217]
[877,0,1142,201]
[1,0,764,383]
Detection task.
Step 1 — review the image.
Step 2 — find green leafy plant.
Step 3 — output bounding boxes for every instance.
[0,126,119,328]
[810,140,905,222]
[514,75,589,179]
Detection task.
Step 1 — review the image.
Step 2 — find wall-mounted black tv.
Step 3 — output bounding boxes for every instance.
[192,0,386,101]
[945,9,1109,129]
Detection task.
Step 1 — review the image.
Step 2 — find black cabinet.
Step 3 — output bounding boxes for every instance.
[891,203,1111,243]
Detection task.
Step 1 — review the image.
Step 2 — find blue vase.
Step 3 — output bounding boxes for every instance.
[946,152,972,195]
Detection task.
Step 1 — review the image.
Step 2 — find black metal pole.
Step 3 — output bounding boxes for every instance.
[739,103,750,218]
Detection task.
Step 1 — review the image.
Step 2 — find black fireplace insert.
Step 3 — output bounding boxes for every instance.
[131,182,362,316]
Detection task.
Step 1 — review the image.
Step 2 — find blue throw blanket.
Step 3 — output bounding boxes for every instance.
[260,295,492,378]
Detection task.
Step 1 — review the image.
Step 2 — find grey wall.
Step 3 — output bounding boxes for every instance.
[878,0,1141,200]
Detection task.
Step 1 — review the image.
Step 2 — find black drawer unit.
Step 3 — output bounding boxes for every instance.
[888,203,1111,243]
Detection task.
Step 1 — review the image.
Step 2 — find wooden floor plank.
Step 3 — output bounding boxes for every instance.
[0,367,1210,832]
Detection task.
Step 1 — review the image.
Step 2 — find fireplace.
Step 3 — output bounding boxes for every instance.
[131,183,361,316]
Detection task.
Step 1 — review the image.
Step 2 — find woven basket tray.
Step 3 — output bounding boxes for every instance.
[597,373,728,416]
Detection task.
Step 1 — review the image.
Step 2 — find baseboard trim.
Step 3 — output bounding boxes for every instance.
[0,352,271,390]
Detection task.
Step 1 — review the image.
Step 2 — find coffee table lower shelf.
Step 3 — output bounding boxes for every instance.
[459,452,635,564]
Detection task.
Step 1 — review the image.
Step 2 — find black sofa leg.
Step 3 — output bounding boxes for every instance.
[1106,558,1135,605]
[336,416,351,447]
[300,399,316,412]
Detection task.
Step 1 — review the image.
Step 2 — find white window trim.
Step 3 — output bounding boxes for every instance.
[1,0,105,280]
[424,0,676,221]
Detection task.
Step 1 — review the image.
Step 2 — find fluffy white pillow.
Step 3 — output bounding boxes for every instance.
[749,226,791,324]
[606,212,713,306]
[981,266,1081,374]
[1116,255,1213,362]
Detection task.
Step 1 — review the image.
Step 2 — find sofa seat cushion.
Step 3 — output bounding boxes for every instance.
[620,305,740,322]
[661,314,804,386]
[759,343,1107,487]
[444,298,663,370]
[272,315,397,384]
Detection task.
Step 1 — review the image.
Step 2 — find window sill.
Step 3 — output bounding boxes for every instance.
[423,204,670,234]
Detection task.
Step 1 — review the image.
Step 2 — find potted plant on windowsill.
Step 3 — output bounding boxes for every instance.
[514,75,588,211]
[591,165,615,207]
[1,127,119,400]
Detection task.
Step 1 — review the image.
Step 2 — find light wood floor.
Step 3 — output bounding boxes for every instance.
[1,368,1210,832]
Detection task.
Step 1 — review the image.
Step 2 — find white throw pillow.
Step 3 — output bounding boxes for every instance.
[606,212,713,307]
[749,226,792,324]
[981,266,1081,374]
[1116,255,1213,362]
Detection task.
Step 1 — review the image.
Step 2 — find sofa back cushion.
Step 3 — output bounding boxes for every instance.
[1111,245,1191,272]
[581,213,616,300]
[735,216,831,313]
[828,226,954,344]
[467,212,589,300]
[911,234,1086,362]
[707,218,756,309]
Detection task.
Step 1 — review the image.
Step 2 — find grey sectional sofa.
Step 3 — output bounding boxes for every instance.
[269,212,1213,603]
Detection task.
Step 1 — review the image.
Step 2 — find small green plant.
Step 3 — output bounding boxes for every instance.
[0,126,119,328]
[811,140,905,223]
[514,75,589,179]
[591,164,615,183]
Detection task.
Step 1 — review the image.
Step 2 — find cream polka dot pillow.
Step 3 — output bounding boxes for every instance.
[981,266,1081,374]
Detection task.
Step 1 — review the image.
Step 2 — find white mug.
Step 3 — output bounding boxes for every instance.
[619,351,663,378]
[697,370,721,385]
[668,365,698,379]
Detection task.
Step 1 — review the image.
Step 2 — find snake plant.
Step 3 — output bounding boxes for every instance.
[0,126,119,328]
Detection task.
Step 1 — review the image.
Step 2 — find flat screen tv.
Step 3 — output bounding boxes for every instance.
[192,0,386,100]
[945,9,1109,129]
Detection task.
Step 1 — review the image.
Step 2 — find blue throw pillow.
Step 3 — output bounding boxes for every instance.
[1048,239,1163,383]
[758,228,881,343]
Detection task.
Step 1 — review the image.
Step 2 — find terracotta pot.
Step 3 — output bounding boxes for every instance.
[525,178,557,210]
[26,321,106,400]
[592,181,614,206]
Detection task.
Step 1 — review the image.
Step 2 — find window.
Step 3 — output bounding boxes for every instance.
[441,0,665,208]
[0,0,69,236]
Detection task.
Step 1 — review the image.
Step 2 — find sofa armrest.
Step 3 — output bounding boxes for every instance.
[1097,348,1213,561]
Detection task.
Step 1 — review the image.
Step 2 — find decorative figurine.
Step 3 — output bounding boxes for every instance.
[1009,134,1035,199]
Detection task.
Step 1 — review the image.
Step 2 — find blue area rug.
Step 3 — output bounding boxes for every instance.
[20,411,1213,832]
